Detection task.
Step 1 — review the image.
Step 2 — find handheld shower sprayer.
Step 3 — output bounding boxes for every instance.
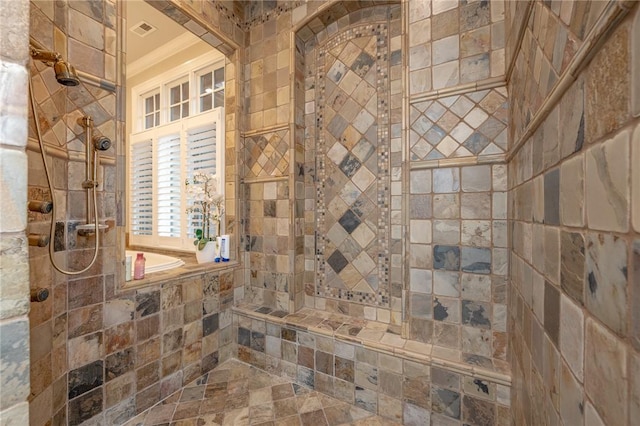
[94,136,112,151]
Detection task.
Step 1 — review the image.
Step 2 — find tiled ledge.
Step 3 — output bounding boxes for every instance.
[233,304,512,386]
[120,249,238,291]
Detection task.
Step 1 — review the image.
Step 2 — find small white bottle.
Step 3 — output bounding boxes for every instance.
[214,237,222,262]
[125,255,132,281]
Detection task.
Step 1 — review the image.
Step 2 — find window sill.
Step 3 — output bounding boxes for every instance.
[121,248,238,291]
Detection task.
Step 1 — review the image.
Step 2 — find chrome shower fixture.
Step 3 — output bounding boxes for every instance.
[30,47,80,86]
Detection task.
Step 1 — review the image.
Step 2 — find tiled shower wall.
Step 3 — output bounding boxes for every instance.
[407,163,508,360]
[23,0,246,425]
[0,0,31,424]
[405,0,510,357]
[302,6,403,326]
[26,1,119,425]
[507,2,640,425]
[239,1,511,358]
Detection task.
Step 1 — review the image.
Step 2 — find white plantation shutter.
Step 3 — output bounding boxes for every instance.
[130,139,153,235]
[128,108,224,251]
[187,125,217,175]
[157,134,182,237]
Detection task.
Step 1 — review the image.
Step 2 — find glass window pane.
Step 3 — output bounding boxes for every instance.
[155,111,159,125]
[170,106,179,121]
[200,73,212,95]
[182,103,189,118]
[145,115,154,129]
[182,82,189,101]
[201,94,212,112]
[170,86,180,105]
[214,68,224,89]
[145,96,154,114]
[214,90,224,108]
[154,94,160,107]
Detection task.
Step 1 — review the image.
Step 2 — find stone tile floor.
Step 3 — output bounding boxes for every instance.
[127,359,400,426]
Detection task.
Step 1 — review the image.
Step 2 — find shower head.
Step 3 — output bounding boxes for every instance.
[54,60,80,86]
[93,136,111,151]
[31,48,80,86]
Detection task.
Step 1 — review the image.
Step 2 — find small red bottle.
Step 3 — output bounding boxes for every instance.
[133,253,145,280]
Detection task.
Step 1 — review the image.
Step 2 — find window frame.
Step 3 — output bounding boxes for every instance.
[128,53,225,252]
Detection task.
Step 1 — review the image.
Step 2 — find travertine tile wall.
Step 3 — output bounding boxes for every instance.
[22,1,246,425]
[507,2,640,425]
[407,164,509,361]
[409,0,505,94]
[404,0,509,360]
[243,178,291,311]
[0,0,31,424]
[26,1,120,425]
[508,0,609,143]
[237,1,511,357]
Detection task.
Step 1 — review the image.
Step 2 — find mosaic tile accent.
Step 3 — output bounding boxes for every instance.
[314,22,392,308]
[410,88,508,160]
[244,129,289,178]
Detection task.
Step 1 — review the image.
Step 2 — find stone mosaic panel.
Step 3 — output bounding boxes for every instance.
[409,88,508,161]
[244,129,289,178]
[314,24,391,308]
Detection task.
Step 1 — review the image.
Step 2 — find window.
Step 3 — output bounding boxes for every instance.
[129,110,224,251]
[168,78,189,121]
[129,54,225,252]
[197,66,225,113]
[143,91,160,129]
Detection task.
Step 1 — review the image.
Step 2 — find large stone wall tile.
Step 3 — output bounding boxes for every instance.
[585,23,630,143]
[585,318,627,426]
[585,233,628,337]
[0,319,30,410]
[585,130,629,233]
[0,235,29,320]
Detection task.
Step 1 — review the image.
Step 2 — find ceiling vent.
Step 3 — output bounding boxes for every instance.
[130,20,157,37]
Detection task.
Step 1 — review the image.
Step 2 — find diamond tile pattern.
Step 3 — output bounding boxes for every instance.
[316,27,391,305]
[245,129,290,178]
[28,62,113,152]
[409,88,508,160]
[129,359,398,425]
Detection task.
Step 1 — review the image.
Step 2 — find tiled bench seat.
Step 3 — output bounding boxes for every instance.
[233,304,512,425]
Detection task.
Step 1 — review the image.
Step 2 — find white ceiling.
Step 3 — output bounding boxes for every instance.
[125,0,200,65]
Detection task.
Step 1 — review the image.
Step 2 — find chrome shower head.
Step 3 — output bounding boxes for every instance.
[54,60,80,86]
[93,136,111,151]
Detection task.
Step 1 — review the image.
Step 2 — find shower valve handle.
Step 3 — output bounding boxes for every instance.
[82,180,98,189]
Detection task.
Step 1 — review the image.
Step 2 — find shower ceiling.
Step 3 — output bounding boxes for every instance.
[126,0,195,65]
